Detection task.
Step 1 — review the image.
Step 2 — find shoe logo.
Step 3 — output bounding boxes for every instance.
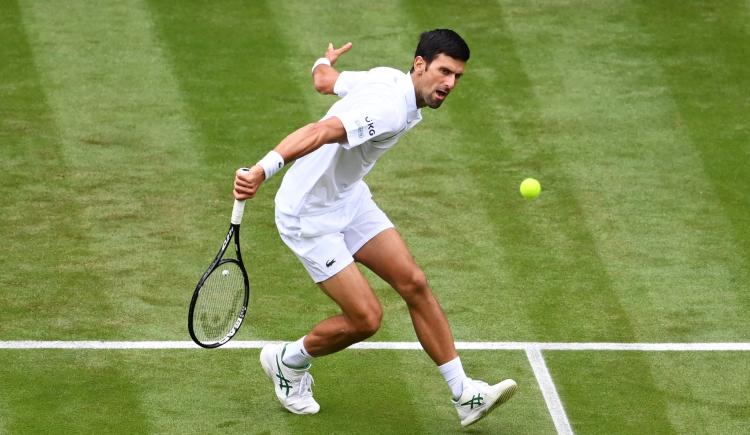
[275,357,293,397]
[461,394,484,410]
[325,258,336,268]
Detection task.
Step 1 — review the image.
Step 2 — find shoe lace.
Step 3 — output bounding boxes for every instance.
[298,372,314,397]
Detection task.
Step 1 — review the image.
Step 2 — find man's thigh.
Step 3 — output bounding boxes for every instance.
[353,227,422,289]
[317,261,381,319]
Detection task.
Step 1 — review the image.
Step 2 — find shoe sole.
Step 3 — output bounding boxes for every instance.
[461,380,518,427]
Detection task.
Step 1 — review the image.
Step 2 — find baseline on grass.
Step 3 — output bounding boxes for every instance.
[188,170,251,348]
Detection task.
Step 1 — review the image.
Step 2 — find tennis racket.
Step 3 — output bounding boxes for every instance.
[188,175,251,348]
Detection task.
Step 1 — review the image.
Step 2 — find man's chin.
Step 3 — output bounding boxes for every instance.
[427,98,445,109]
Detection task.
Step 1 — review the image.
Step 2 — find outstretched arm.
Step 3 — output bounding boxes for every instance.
[233,116,347,200]
[233,42,353,200]
[312,42,353,95]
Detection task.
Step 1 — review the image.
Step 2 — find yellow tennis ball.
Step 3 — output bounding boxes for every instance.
[520,178,541,199]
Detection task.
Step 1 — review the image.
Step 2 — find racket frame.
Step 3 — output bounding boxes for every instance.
[188,199,250,348]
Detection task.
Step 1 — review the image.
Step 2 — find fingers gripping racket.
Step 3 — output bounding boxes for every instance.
[189,176,251,348]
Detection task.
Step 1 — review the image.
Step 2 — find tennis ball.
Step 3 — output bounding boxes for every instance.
[520,178,541,199]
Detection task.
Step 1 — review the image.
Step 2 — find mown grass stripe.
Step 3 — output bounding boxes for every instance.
[633,0,750,332]
[500,0,746,343]
[493,1,677,432]
[499,2,747,432]
[0,0,113,340]
[391,1,541,342]
[3,340,748,351]
[1,351,153,433]
[545,350,750,435]
[397,0,638,343]
[19,0,212,339]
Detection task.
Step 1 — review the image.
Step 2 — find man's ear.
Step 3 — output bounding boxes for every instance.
[413,56,427,75]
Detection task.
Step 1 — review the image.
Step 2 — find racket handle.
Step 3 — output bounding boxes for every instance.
[231,167,250,225]
[231,199,246,225]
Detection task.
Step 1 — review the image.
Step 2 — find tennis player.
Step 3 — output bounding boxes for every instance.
[234,29,517,427]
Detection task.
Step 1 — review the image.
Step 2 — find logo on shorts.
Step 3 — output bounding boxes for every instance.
[325,258,336,268]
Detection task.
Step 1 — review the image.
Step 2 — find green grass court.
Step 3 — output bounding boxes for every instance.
[1,0,748,433]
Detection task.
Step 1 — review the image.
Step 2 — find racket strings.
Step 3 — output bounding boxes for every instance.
[193,261,246,343]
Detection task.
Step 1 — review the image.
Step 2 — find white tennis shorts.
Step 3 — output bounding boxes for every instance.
[275,196,394,283]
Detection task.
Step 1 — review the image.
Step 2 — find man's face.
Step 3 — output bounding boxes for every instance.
[412,53,466,109]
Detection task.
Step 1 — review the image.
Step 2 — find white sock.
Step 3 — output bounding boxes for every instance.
[438,356,467,400]
[281,336,313,369]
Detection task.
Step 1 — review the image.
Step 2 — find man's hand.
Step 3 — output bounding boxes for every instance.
[313,42,352,94]
[326,42,352,65]
[233,166,266,200]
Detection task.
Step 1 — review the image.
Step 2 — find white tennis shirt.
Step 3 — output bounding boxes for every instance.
[275,67,422,216]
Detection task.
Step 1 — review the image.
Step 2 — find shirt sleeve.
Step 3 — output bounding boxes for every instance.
[332,94,406,149]
[333,71,367,97]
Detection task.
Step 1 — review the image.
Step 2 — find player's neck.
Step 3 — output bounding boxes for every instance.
[410,72,428,108]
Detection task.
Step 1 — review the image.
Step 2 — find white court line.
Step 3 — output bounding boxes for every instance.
[0,341,748,350]
[526,347,574,435]
[2,340,747,435]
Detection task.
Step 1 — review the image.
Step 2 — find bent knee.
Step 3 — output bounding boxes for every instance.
[351,306,383,338]
[395,268,430,301]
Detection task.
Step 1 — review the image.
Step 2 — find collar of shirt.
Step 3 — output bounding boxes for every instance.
[399,71,421,124]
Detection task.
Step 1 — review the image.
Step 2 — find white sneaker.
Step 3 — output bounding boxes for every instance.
[259,343,320,414]
[453,378,518,427]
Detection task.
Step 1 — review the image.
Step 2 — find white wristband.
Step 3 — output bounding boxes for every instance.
[256,150,285,180]
[311,57,331,74]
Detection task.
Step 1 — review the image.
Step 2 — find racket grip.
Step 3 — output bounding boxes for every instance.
[231,167,250,225]
[231,199,246,225]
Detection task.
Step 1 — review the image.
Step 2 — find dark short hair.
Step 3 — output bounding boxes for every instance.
[412,29,470,71]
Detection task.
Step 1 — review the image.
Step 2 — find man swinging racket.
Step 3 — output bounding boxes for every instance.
[233,29,517,427]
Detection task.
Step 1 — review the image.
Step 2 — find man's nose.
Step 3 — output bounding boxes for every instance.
[445,75,457,89]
